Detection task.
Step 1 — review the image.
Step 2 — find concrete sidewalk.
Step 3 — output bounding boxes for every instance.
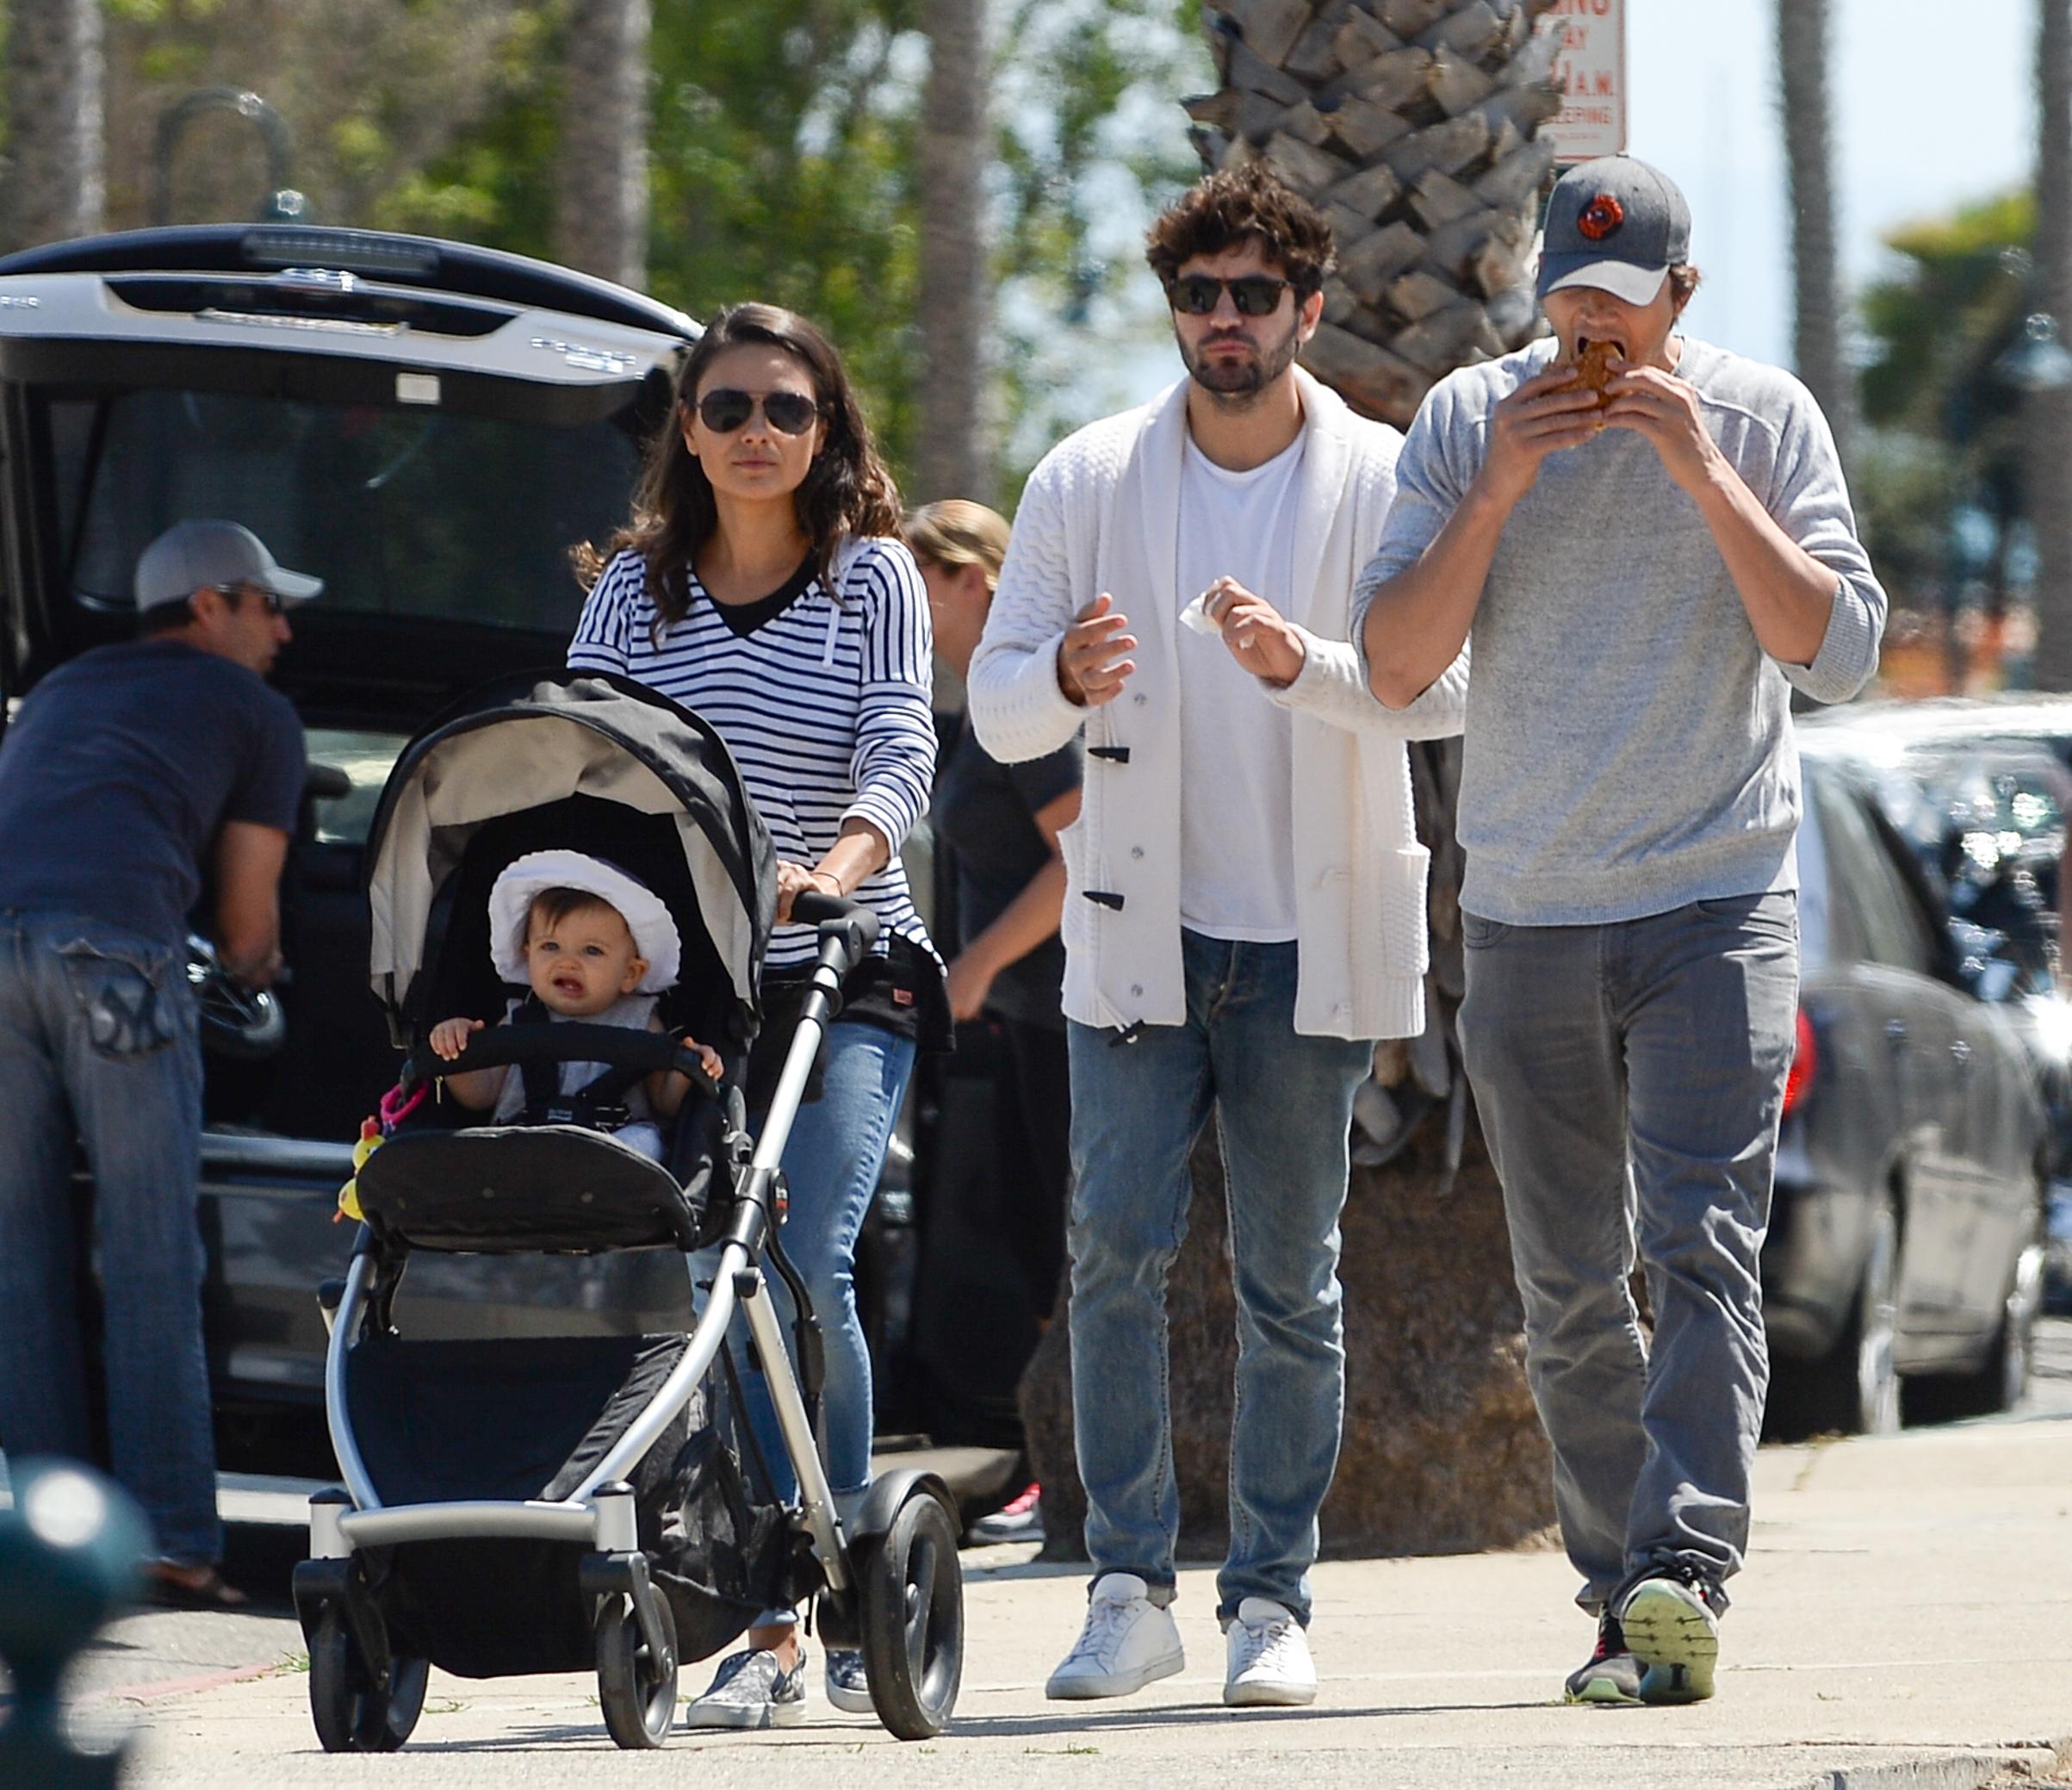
[96,1410,2072,1790]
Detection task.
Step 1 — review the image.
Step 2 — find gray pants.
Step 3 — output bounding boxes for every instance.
[1458,893,1798,1613]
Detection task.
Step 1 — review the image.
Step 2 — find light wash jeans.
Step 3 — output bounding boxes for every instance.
[0,911,220,1565]
[1066,931,1374,1626]
[1458,892,1799,1613]
[724,1019,915,1503]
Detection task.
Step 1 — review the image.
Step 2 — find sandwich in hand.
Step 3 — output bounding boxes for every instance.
[1560,338,1620,407]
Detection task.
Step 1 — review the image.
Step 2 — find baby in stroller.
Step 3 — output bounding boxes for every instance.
[298,672,965,1756]
[429,850,723,1160]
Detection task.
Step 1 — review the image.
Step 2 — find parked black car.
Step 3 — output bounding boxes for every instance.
[1762,723,2049,1438]
[1800,698,2072,1313]
[0,225,720,1470]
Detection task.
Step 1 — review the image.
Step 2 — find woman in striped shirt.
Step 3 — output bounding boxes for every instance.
[570,302,945,1728]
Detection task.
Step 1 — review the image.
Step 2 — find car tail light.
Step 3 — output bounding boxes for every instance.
[1783,1008,1815,1118]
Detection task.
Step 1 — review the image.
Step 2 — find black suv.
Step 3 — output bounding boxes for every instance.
[0,224,714,1469]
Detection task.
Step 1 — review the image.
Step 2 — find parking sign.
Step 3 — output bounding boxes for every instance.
[1541,0,1627,163]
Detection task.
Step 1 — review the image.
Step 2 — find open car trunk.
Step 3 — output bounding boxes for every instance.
[0,227,702,1429]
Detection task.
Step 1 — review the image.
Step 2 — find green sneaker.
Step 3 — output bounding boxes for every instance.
[1618,1570,1722,1705]
[1563,1610,1642,1705]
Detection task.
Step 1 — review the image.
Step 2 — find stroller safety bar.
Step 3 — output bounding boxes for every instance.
[396,1022,721,1099]
[334,1499,611,1550]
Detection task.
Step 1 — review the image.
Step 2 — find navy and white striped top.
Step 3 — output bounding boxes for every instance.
[568,538,939,975]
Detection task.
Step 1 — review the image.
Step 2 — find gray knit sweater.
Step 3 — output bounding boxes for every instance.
[1353,334,1886,927]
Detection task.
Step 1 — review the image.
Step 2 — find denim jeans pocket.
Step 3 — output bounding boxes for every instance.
[58,938,182,1060]
[1694,891,1799,944]
[1461,911,1511,949]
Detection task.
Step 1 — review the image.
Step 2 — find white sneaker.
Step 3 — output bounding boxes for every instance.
[1223,1596,1316,1707]
[1044,1572,1185,1700]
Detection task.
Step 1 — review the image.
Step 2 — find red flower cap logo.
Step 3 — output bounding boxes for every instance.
[1577,194,1624,241]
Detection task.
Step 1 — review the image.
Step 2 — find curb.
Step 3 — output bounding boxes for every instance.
[1781,1743,2070,1790]
[88,1657,290,1706]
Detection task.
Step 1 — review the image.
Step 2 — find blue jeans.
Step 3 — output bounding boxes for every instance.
[0,911,220,1565]
[1066,932,1374,1625]
[725,1020,915,1502]
[1457,894,1798,1612]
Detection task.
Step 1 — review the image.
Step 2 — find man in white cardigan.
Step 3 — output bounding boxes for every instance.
[966,165,1465,1710]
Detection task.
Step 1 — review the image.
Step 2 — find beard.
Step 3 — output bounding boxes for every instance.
[1180,314,1302,402]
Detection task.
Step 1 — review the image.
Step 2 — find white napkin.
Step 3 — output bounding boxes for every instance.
[1178,587,1224,637]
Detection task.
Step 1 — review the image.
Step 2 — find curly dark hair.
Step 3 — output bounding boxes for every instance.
[574,302,903,625]
[1144,163,1336,298]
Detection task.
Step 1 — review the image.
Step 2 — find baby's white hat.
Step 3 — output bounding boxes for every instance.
[487,850,680,994]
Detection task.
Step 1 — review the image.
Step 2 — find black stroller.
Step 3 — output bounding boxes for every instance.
[290,671,964,1750]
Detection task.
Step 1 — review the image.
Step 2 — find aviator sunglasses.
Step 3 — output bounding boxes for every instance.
[1166,273,1292,317]
[692,388,821,436]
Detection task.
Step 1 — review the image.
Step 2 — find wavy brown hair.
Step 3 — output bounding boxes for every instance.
[1144,163,1335,299]
[574,302,903,624]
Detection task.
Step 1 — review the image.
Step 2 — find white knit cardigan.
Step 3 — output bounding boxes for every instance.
[967,369,1468,1041]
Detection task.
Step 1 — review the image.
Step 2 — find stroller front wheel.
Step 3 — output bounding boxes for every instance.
[308,1606,427,1752]
[859,1488,964,1739]
[595,1588,679,1749]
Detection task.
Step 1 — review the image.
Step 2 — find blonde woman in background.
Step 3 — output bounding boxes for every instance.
[907,500,1082,1544]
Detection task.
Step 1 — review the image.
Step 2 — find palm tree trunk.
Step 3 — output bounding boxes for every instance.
[914,0,992,502]
[1182,0,1564,428]
[1777,0,1852,466]
[553,0,652,289]
[2031,0,2072,691]
[3,0,105,252]
[2022,0,2072,692]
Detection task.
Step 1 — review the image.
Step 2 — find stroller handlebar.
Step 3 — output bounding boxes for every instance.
[789,891,879,967]
[400,1023,722,1101]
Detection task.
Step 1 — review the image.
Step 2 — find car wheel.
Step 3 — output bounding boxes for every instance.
[1903,1199,2044,1424]
[1768,1186,1900,1439]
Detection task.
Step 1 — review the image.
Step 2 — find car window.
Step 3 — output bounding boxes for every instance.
[1815,774,1939,977]
[304,728,408,846]
[47,389,641,634]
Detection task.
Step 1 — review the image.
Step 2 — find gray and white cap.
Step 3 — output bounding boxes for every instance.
[1535,156,1692,308]
[133,519,324,613]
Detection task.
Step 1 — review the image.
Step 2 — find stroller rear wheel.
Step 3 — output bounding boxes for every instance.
[308,1606,427,1752]
[859,1488,964,1739]
[595,1588,679,1749]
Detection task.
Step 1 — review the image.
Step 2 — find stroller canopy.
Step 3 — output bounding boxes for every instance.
[365,672,775,1030]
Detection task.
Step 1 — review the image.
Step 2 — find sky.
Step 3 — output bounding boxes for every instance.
[1632,0,2032,368]
[1108,0,2038,405]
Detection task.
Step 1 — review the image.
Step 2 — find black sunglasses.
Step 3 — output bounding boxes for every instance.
[692,388,820,436]
[222,582,288,615]
[1166,274,1293,318]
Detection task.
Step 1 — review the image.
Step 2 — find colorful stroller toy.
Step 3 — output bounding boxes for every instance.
[291,671,964,1750]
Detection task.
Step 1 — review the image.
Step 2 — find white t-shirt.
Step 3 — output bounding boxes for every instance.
[1175,431,1303,941]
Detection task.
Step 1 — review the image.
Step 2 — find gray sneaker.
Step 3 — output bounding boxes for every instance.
[683,1645,808,1729]
[1563,1611,1642,1706]
[1618,1569,1722,1705]
[824,1647,873,1714]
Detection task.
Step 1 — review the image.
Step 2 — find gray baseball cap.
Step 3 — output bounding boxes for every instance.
[133,519,323,613]
[1535,156,1692,307]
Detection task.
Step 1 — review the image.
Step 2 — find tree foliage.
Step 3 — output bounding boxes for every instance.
[1855,190,2035,615]
[20,0,1206,498]
[40,0,1210,493]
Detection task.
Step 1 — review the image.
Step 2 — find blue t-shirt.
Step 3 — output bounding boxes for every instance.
[0,638,306,946]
